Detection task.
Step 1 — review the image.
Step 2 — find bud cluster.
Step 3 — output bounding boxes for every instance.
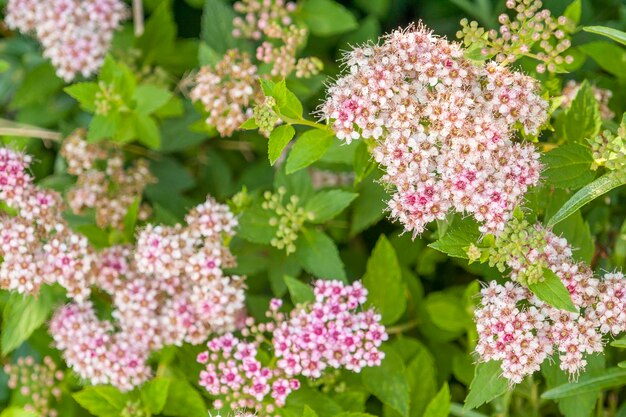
[5,0,128,81]
[321,24,545,236]
[198,280,387,415]
[4,356,64,417]
[457,0,574,73]
[262,186,314,254]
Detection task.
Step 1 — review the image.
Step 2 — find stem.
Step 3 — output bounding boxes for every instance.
[0,119,61,141]
[133,0,144,37]
[279,114,329,130]
[387,319,419,334]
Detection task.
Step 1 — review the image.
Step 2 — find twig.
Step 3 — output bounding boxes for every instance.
[0,119,61,141]
[133,0,144,37]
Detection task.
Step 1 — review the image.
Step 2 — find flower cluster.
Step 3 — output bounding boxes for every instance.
[261,186,313,254]
[457,0,574,73]
[476,269,626,383]
[61,129,155,229]
[190,0,321,137]
[0,146,244,391]
[198,280,387,415]
[562,80,614,121]
[5,0,128,81]
[4,356,64,417]
[321,25,545,235]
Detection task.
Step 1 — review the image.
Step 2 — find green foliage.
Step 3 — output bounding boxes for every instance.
[464,361,508,410]
[541,143,595,189]
[563,81,602,143]
[528,269,577,312]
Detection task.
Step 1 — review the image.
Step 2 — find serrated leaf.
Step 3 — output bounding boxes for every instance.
[133,84,172,114]
[73,386,129,417]
[423,383,451,417]
[286,129,335,174]
[579,42,626,79]
[162,378,206,417]
[134,113,161,149]
[584,26,626,47]
[141,378,170,414]
[363,235,406,325]
[529,269,577,312]
[429,218,481,259]
[295,229,346,280]
[547,173,624,227]
[88,114,117,142]
[64,82,99,112]
[362,348,410,417]
[542,368,626,399]
[284,275,315,305]
[238,205,277,244]
[541,143,595,189]
[2,288,58,355]
[305,189,358,223]
[564,81,602,143]
[464,361,508,410]
[268,124,296,165]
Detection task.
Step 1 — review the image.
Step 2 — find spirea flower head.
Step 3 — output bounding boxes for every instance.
[321,24,546,236]
[475,222,626,383]
[5,0,129,81]
[198,280,387,415]
[4,356,64,417]
[61,130,155,230]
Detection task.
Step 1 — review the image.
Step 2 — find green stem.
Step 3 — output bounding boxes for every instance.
[279,113,329,130]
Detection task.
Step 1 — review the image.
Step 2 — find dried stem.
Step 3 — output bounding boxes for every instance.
[133,0,144,37]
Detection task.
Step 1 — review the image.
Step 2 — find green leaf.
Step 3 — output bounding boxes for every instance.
[133,85,172,114]
[162,378,207,417]
[464,361,508,410]
[136,2,176,63]
[12,62,63,109]
[238,205,277,244]
[350,173,387,235]
[406,347,438,417]
[284,275,315,305]
[88,115,117,142]
[302,406,319,417]
[542,354,605,417]
[564,81,602,143]
[541,143,595,189]
[423,383,451,417]
[362,347,410,417]
[362,235,406,325]
[579,41,626,79]
[299,0,358,36]
[429,218,481,259]
[611,338,626,348]
[564,0,582,25]
[296,229,346,280]
[0,408,38,417]
[424,292,469,333]
[269,124,296,165]
[134,113,161,149]
[124,198,141,242]
[305,190,358,223]
[73,386,129,417]
[547,173,625,227]
[2,288,58,354]
[141,378,171,414]
[542,368,626,399]
[584,26,626,47]
[286,129,335,174]
[529,269,577,312]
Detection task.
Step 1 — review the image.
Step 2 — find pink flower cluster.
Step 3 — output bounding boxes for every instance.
[5,0,128,81]
[0,147,245,391]
[476,237,626,382]
[191,0,320,137]
[321,25,545,236]
[198,280,387,415]
[4,356,64,417]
